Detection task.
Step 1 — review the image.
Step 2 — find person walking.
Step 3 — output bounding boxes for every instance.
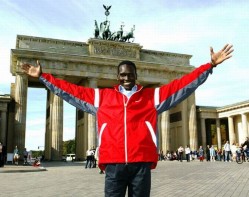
[198,146,204,162]
[13,145,19,165]
[206,145,210,162]
[185,145,191,162]
[23,148,28,165]
[0,142,4,167]
[224,141,231,162]
[210,145,216,162]
[241,137,249,159]
[178,146,184,162]
[22,44,233,197]
[85,148,93,169]
[217,148,222,161]
[231,142,237,162]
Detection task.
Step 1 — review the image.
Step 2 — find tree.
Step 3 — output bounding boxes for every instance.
[63,139,76,155]
[31,150,43,158]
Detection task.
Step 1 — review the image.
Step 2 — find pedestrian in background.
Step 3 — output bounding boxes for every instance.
[13,145,19,165]
[224,141,231,162]
[85,148,94,169]
[198,146,204,162]
[206,145,210,162]
[210,145,216,162]
[185,145,191,162]
[23,148,28,165]
[178,146,184,162]
[0,142,4,167]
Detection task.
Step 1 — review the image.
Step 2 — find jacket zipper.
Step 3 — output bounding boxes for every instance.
[124,101,128,164]
[120,86,143,164]
[124,103,128,164]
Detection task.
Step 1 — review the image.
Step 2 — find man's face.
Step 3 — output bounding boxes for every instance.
[117,64,137,90]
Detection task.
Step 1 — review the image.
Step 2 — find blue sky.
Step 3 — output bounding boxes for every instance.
[0,0,249,150]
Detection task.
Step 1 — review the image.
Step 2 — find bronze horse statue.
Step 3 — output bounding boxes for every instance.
[121,25,135,42]
[110,24,124,41]
[94,20,99,38]
[100,20,111,40]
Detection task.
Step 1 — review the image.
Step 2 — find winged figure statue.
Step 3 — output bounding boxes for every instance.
[103,5,112,16]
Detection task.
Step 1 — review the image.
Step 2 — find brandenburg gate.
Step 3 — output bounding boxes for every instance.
[9,34,198,160]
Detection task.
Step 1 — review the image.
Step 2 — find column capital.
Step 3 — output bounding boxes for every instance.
[16,72,28,78]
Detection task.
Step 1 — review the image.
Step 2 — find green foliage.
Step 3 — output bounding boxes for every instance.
[63,139,76,155]
[30,139,76,157]
[31,150,44,158]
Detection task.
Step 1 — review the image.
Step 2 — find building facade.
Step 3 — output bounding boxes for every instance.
[197,101,249,150]
[0,94,13,153]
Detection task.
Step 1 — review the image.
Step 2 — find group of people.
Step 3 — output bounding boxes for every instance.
[206,138,249,162]
[176,145,192,162]
[158,137,249,164]
[0,145,29,166]
[159,145,201,162]
[159,150,177,161]
[85,146,104,174]
[12,146,30,165]
[85,147,97,169]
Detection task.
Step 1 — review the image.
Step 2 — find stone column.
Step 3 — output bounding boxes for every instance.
[157,114,162,152]
[188,94,198,151]
[216,119,221,149]
[75,109,85,160]
[87,78,97,149]
[44,91,51,160]
[14,73,28,154]
[160,111,170,154]
[182,100,188,147]
[228,116,236,144]
[241,113,248,143]
[50,93,63,160]
[1,110,7,145]
[201,118,206,148]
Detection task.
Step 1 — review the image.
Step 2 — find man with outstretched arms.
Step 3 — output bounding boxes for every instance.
[22,44,233,197]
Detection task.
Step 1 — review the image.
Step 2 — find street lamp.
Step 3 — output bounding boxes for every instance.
[37,146,45,161]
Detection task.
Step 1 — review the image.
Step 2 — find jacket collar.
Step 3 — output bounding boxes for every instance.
[114,84,143,92]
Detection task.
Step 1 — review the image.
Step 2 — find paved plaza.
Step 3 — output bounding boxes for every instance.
[1,160,249,197]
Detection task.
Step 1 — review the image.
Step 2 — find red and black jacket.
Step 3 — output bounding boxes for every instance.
[39,63,213,170]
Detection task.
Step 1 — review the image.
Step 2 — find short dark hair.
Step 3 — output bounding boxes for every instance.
[117,60,137,75]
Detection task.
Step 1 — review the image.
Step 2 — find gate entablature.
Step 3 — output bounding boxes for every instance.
[11,35,194,87]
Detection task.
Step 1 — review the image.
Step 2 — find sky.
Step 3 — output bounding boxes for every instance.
[0,0,249,150]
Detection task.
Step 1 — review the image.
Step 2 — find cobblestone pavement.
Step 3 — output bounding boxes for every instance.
[1,160,249,197]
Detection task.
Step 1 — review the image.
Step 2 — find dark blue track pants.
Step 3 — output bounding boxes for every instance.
[104,162,151,197]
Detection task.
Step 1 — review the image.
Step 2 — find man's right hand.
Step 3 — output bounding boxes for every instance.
[22,60,42,78]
